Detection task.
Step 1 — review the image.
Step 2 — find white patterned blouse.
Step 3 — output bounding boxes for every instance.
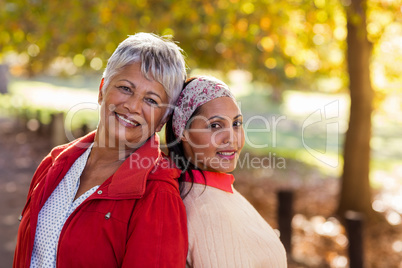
[30,143,99,268]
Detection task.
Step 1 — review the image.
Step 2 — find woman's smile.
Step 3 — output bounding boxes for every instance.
[114,112,140,127]
[216,150,237,160]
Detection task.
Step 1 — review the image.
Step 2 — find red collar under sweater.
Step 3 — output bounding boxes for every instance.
[184,170,234,193]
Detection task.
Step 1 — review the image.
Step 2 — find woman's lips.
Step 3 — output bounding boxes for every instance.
[115,112,140,128]
[217,150,237,160]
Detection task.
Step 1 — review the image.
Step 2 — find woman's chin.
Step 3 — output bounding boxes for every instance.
[100,127,150,149]
[118,133,148,148]
[205,164,237,174]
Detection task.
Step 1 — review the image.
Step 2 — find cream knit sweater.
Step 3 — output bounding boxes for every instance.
[182,182,287,268]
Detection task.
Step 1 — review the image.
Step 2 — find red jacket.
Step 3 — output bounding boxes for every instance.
[13,132,187,268]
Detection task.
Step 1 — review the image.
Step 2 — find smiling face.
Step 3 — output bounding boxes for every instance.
[98,62,168,148]
[181,97,245,173]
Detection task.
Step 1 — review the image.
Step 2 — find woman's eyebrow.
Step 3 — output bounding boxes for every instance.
[118,79,137,89]
[234,114,243,119]
[147,91,162,101]
[207,114,243,121]
[207,115,226,121]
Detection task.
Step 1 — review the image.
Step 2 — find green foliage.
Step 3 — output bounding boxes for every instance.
[0,0,401,94]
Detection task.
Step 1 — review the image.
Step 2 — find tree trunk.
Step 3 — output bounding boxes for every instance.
[0,64,8,94]
[337,0,377,220]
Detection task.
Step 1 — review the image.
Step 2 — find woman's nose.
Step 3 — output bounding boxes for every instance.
[124,95,142,114]
[222,127,237,145]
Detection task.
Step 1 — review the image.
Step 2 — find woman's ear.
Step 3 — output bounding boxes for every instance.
[181,130,189,142]
[98,78,105,105]
[155,117,169,133]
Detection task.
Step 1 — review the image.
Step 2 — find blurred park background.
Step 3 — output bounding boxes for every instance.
[0,0,402,267]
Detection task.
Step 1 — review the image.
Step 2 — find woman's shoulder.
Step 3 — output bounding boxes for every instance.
[147,154,181,185]
[183,184,275,230]
[50,131,96,161]
[182,181,243,204]
[182,183,236,218]
[134,154,182,200]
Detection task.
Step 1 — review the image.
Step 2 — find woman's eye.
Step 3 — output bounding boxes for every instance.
[118,86,131,93]
[145,98,158,106]
[234,121,243,127]
[210,123,221,129]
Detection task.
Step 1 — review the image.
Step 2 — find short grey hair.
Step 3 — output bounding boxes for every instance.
[102,33,187,116]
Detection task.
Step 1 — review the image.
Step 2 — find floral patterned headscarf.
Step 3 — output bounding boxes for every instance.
[172,76,236,139]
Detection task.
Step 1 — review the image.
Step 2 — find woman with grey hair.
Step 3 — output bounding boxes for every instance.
[14,33,188,268]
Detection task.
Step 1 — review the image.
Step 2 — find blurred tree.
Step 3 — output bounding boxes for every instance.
[337,0,376,220]
[336,0,402,221]
[0,0,347,92]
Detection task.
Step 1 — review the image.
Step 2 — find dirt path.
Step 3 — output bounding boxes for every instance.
[0,117,49,267]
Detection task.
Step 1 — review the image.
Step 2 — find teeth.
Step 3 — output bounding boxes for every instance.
[116,113,139,126]
[218,152,235,156]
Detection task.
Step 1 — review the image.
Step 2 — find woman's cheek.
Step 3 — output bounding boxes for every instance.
[210,132,223,149]
[199,134,213,150]
[239,130,245,150]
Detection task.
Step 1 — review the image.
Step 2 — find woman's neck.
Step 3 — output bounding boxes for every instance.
[91,129,136,165]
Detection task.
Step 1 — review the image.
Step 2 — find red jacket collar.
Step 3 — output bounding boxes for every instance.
[109,134,161,197]
[49,131,180,198]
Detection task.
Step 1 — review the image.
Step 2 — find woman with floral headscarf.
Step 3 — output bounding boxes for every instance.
[165,76,287,268]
